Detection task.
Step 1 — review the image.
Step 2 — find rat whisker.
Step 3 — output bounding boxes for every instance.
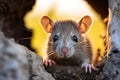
[48,52,55,57]
[52,54,58,59]
[48,49,56,56]
[48,51,55,55]
[74,40,84,47]
[48,41,53,44]
[78,40,85,44]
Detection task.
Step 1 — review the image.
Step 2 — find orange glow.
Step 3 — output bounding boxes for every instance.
[24,0,105,61]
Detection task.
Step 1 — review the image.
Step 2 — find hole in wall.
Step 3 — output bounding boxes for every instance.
[24,0,108,64]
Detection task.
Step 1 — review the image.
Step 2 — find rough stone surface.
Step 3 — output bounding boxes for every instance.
[0,32,54,80]
[109,0,120,51]
[46,65,101,80]
[96,0,120,80]
[96,49,120,80]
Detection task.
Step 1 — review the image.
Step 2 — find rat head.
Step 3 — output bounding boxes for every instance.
[41,16,92,58]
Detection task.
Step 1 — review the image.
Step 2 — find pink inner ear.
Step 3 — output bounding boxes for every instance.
[78,22,88,34]
[78,16,92,34]
[41,16,54,33]
[41,17,50,28]
[81,22,89,33]
[46,24,52,33]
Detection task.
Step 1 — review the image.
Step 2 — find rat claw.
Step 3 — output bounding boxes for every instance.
[43,59,56,67]
[81,63,94,73]
[52,60,56,65]
[85,65,88,73]
[48,60,54,66]
[48,60,51,66]
[88,65,92,73]
[43,59,48,66]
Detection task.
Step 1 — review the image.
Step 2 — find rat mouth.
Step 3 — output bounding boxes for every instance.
[56,52,69,58]
[61,53,72,58]
[56,46,74,58]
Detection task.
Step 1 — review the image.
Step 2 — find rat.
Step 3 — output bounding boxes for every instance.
[40,15,95,73]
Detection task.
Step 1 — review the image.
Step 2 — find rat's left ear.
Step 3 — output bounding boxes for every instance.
[77,16,92,34]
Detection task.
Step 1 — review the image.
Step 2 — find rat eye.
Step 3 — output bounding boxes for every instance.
[72,35,78,42]
[53,35,59,42]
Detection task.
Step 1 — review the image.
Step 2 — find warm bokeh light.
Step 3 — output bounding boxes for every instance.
[24,0,105,61]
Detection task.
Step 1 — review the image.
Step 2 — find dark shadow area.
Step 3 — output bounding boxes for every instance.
[0,0,35,50]
[86,0,108,19]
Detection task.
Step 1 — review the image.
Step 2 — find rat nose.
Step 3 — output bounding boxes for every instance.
[61,46,68,54]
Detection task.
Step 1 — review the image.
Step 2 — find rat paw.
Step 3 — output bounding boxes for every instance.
[43,59,56,67]
[81,63,96,73]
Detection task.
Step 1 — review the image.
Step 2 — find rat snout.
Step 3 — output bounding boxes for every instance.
[61,46,69,54]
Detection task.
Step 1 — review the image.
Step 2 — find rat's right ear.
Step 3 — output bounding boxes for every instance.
[77,16,92,34]
[40,16,54,33]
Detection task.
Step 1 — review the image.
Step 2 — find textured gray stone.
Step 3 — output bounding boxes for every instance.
[96,0,120,80]
[0,32,54,80]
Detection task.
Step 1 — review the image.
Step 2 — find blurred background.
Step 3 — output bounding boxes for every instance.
[24,0,108,63]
